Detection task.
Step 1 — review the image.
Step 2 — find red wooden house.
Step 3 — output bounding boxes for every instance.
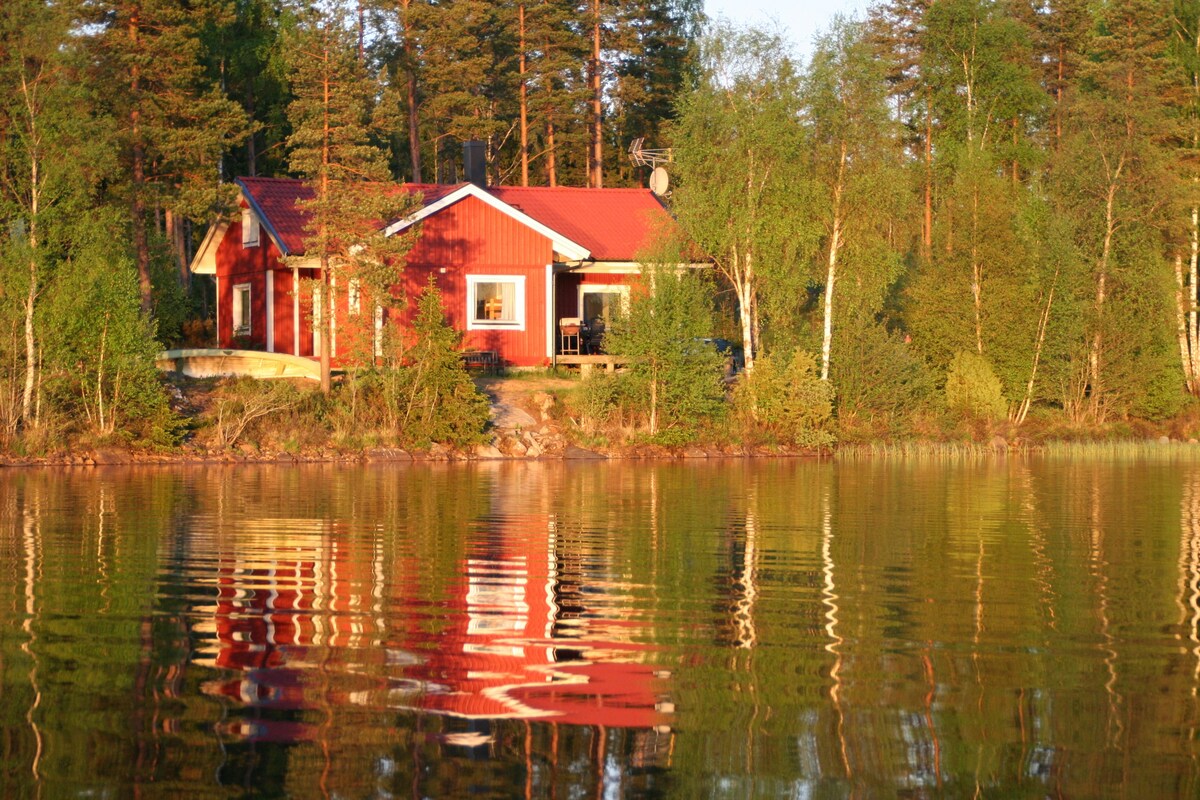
[189,174,678,368]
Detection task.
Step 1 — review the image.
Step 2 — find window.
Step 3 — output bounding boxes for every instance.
[241,208,259,248]
[348,278,361,316]
[467,275,525,330]
[580,286,628,329]
[232,283,252,337]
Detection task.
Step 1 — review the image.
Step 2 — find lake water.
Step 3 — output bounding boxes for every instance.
[2,458,1199,798]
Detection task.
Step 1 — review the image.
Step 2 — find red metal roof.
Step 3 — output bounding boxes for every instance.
[237,177,674,262]
[489,186,673,262]
[239,177,454,256]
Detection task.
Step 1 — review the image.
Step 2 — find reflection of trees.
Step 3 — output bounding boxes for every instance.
[1180,466,1200,687]
[8,460,1200,796]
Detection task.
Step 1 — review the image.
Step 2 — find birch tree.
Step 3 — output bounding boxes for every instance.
[804,18,906,383]
[669,24,818,372]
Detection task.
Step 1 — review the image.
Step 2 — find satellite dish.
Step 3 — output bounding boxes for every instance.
[649,166,670,197]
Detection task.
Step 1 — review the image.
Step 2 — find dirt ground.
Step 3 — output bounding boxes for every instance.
[473,374,577,430]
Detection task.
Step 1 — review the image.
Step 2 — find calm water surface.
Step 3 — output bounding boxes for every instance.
[2,458,1199,798]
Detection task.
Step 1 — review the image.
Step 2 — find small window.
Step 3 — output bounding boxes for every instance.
[348,278,361,316]
[241,208,260,248]
[467,275,525,330]
[232,283,252,337]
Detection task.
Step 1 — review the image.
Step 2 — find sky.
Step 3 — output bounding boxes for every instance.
[702,0,876,61]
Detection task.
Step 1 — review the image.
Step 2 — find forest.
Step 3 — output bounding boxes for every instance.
[1,0,1198,453]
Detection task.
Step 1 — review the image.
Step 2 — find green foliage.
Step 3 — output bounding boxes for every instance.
[669,23,822,367]
[39,216,179,446]
[945,351,1007,422]
[732,349,835,448]
[380,278,490,448]
[832,314,934,426]
[603,262,726,436]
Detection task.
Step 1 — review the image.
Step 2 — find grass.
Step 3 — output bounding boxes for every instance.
[835,438,1200,462]
[834,441,1015,462]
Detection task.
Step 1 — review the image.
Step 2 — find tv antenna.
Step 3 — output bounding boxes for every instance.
[628,137,672,169]
[629,138,673,196]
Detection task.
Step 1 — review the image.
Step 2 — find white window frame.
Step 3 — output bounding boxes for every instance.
[232,282,252,337]
[241,208,260,248]
[348,277,361,316]
[466,274,526,331]
[578,284,629,324]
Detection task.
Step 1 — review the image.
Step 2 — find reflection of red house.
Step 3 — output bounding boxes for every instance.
[193,519,669,742]
[189,168,678,367]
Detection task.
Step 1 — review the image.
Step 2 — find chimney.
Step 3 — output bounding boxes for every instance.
[463,140,487,188]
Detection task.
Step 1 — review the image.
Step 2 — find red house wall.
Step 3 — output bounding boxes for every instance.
[396,194,555,367]
[214,213,285,351]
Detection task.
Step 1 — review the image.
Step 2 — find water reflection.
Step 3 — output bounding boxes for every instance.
[2,460,1200,797]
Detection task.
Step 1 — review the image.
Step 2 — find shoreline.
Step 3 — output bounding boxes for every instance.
[6,435,1200,468]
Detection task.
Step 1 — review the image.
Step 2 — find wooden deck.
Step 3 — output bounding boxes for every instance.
[554,354,628,375]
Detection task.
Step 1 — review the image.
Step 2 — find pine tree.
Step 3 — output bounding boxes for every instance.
[84,0,248,313]
[284,8,418,392]
[1054,0,1182,421]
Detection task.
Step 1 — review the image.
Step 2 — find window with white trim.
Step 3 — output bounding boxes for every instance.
[467,275,525,330]
[232,283,252,337]
[579,285,629,328]
[241,208,260,248]
[348,278,361,316]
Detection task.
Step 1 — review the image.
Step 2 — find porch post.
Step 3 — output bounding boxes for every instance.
[292,266,300,356]
[546,263,555,365]
[266,269,275,352]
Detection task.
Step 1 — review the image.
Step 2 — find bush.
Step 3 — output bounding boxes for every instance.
[379,278,490,448]
[603,266,726,436]
[733,349,835,448]
[205,378,304,448]
[945,351,1007,421]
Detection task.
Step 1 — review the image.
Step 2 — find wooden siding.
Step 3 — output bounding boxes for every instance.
[397,194,555,366]
[405,193,554,268]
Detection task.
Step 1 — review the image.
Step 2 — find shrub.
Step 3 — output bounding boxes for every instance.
[206,378,303,448]
[945,351,1007,421]
[603,266,726,436]
[381,278,490,448]
[733,349,835,448]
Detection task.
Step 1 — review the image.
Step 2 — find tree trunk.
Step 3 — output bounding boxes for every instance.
[971,184,983,355]
[320,43,333,394]
[589,0,603,188]
[546,116,557,187]
[166,209,189,289]
[1088,179,1119,419]
[1016,267,1059,425]
[23,220,37,428]
[244,82,257,176]
[518,3,529,186]
[1177,255,1196,396]
[129,9,153,315]
[20,73,40,428]
[1191,204,1200,392]
[401,0,422,183]
[922,92,933,257]
[821,143,846,383]
[649,363,658,435]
